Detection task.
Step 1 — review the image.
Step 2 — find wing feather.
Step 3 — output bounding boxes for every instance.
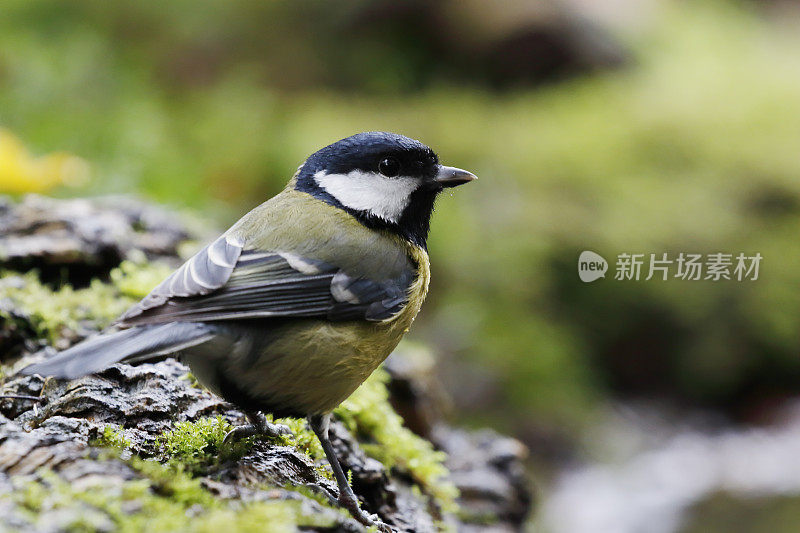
[117,234,244,324]
[117,240,413,327]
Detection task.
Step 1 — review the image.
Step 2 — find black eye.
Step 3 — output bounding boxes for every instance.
[378,157,401,177]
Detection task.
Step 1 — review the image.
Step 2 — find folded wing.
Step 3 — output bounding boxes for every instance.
[117,235,414,327]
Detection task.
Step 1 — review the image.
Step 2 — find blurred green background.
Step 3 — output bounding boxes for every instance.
[3,1,800,531]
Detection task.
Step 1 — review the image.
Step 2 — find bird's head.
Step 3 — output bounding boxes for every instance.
[295,131,476,248]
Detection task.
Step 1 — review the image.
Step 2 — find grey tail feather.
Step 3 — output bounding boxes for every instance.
[19,322,215,380]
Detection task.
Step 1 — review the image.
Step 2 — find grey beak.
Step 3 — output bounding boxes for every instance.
[435,165,478,188]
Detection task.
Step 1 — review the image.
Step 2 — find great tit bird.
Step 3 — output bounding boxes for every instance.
[21,131,476,530]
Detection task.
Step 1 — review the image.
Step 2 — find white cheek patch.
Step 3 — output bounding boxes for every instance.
[314,170,421,223]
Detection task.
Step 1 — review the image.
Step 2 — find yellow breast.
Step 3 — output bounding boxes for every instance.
[229,239,432,416]
[382,241,430,330]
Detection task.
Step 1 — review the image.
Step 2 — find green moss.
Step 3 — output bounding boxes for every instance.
[1,459,332,533]
[179,371,202,389]
[152,417,344,519]
[157,416,252,474]
[110,260,174,299]
[0,271,134,343]
[335,368,458,512]
[154,392,427,510]
[157,415,333,482]
[18,477,47,512]
[128,457,219,508]
[270,416,324,461]
[0,261,169,344]
[124,456,337,530]
[92,425,132,451]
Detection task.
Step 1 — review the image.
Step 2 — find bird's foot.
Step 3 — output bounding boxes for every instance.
[307,413,393,531]
[338,489,393,532]
[223,412,291,445]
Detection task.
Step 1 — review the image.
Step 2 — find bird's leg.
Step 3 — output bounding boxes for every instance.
[308,414,393,533]
[223,411,291,444]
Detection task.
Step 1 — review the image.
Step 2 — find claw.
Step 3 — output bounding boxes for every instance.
[223,412,292,445]
[338,491,394,532]
[223,424,258,445]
